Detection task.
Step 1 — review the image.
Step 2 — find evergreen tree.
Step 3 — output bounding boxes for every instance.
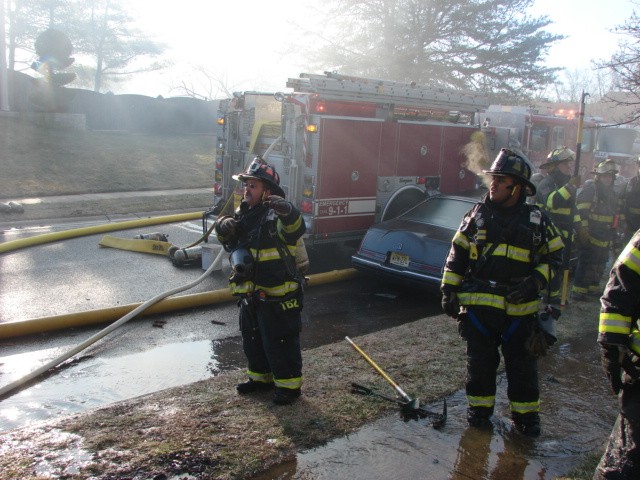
[305,0,562,101]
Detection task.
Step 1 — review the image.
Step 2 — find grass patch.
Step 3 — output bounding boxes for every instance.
[0,116,215,199]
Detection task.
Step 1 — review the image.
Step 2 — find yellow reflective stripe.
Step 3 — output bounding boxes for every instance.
[230,282,256,295]
[458,292,540,316]
[259,282,300,297]
[620,244,640,275]
[534,264,551,282]
[275,377,303,389]
[630,329,640,356]
[255,247,280,261]
[577,202,591,210]
[510,400,540,414]
[230,281,299,297]
[467,395,495,408]
[630,207,640,214]
[558,186,572,200]
[486,243,531,262]
[546,235,564,252]
[599,312,633,335]
[442,270,463,287]
[281,215,303,233]
[589,213,614,222]
[453,231,470,249]
[506,300,540,316]
[552,207,571,215]
[573,285,588,294]
[589,236,611,248]
[247,370,274,383]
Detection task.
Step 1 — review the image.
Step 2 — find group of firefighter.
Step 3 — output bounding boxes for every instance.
[441,146,640,478]
[214,147,640,477]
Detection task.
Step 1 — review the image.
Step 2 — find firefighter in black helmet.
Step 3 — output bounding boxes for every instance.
[215,156,306,405]
[441,148,564,436]
[572,159,622,301]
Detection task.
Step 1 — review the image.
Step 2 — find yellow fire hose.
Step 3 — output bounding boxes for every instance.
[0,211,202,254]
[0,268,360,398]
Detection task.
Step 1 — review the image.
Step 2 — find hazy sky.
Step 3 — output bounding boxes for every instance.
[121,0,637,98]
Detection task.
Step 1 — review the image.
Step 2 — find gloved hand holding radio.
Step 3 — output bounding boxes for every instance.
[266,195,292,216]
[506,276,541,304]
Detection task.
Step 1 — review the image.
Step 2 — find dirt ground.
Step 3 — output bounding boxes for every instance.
[0,298,604,479]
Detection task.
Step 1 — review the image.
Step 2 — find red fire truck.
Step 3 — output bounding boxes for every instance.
[213,72,488,246]
[477,105,599,175]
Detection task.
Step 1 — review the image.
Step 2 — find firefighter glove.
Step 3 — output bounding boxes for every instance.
[266,195,292,216]
[441,291,460,319]
[506,276,541,304]
[215,216,237,238]
[525,328,549,357]
[601,344,624,395]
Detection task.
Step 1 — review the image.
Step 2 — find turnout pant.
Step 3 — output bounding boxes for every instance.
[239,298,303,389]
[459,309,540,417]
[594,382,640,479]
[573,244,610,296]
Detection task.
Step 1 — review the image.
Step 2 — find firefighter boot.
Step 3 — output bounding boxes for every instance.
[236,379,274,394]
[512,412,541,437]
[467,407,493,428]
[273,387,301,405]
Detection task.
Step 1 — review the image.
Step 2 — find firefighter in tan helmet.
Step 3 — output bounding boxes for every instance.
[572,159,622,301]
[534,146,582,304]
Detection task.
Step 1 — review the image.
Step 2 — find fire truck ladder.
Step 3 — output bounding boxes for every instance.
[286,72,488,113]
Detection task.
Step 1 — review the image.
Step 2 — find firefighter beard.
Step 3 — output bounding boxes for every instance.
[239,296,303,389]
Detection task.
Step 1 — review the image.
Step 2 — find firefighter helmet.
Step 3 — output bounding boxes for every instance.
[592,159,619,175]
[540,146,575,169]
[483,148,536,196]
[232,156,285,198]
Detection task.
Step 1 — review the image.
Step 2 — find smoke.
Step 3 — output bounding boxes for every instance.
[463,131,491,189]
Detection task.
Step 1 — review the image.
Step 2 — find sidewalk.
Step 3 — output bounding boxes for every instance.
[0,188,215,229]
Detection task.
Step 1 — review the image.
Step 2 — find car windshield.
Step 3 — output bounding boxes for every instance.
[400,197,473,229]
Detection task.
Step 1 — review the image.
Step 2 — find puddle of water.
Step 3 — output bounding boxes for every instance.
[255,329,618,480]
[0,338,245,432]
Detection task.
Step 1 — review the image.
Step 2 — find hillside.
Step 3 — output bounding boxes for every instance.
[0,116,216,199]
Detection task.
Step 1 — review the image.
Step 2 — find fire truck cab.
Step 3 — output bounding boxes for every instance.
[214,72,488,246]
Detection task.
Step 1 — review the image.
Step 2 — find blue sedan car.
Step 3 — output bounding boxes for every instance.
[351,194,478,290]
